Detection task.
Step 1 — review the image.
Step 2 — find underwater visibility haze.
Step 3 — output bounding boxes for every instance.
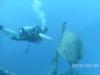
[0,0,100,75]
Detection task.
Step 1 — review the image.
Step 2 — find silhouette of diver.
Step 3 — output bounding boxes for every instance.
[0,25,52,54]
[0,25,50,42]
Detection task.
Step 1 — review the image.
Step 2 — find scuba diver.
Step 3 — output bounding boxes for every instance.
[0,25,52,54]
[0,25,52,43]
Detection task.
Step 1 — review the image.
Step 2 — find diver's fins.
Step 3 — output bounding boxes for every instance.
[39,33,53,40]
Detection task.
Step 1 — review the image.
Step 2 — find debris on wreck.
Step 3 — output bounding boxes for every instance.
[49,22,83,75]
[0,67,15,75]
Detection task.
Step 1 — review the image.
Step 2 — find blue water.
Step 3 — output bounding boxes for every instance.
[0,0,100,75]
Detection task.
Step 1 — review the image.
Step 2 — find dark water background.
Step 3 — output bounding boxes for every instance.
[0,0,100,75]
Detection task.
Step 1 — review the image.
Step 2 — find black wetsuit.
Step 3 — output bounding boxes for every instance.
[12,25,45,43]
